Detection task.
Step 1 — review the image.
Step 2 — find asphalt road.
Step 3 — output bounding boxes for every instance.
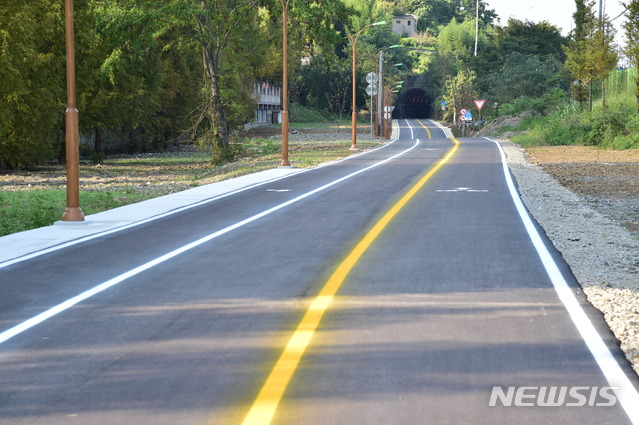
[1,120,638,425]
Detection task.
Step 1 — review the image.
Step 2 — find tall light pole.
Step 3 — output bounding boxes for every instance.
[377,45,401,138]
[278,0,292,167]
[474,0,479,57]
[349,21,386,151]
[62,0,84,221]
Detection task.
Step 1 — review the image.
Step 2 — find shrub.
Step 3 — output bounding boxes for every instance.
[499,88,569,117]
[289,103,329,123]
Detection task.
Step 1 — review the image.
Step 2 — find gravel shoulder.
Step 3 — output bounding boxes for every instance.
[498,141,639,375]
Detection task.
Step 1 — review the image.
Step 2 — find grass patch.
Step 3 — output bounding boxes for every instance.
[0,133,385,236]
[0,189,154,237]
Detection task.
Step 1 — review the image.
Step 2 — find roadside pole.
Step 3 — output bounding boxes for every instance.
[61,0,84,222]
[366,72,378,142]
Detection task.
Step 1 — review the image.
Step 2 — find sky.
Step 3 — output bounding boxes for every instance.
[484,0,627,43]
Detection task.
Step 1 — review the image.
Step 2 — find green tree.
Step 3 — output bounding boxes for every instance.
[82,1,175,154]
[623,0,639,109]
[563,0,617,110]
[403,0,496,34]
[495,19,567,62]
[442,68,478,123]
[588,18,617,108]
[564,0,595,108]
[109,0,352,160]
[485,52,565,105]
[0,0,88,168]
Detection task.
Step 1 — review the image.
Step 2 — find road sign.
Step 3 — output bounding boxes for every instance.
[384,106,395,113]
[459,109,467,121]
[366,85,378,96]
[464,110,473,121]
[366,72,378,84]
[474,100,486,111]
[384,112,391,119]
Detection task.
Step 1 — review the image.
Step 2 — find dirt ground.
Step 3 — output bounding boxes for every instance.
[0,127,362,197]
[526,146,639,238]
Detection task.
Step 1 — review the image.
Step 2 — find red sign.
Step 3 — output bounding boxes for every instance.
[474,100,486,111]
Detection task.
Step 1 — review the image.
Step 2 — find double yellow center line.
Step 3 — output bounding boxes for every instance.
[240,121,459,425]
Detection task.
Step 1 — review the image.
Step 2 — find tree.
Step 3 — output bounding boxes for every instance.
[442,68,478,123]
[623,0,639,109]
[495,19,567,62]
[563,0,617,111]
[564,0,595,108]
[0,0,67,169]
[81,1,179,155]
[588,18,617,108]
[403,0,497,34]
[485,52,564,105]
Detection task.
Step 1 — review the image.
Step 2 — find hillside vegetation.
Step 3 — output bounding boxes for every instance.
[2,0,639,171]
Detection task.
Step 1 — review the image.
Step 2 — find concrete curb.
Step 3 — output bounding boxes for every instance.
[0,167,302,264]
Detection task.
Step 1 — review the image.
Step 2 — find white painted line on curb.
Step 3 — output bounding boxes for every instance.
[430,120,454,138]
[0,127,419,345]
[490,137,639,425]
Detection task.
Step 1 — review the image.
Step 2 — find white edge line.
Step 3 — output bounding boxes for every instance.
[430,120,454,138]
[0,131,418,345]
[405,119,414,139]
[488,137,639,424]
[0,135,400,270]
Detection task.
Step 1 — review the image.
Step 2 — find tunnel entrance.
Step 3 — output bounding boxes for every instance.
[392,88,432,119]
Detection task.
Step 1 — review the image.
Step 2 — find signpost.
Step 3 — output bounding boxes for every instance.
[464,110,473,121]
[383,106,394,137]
[366,73,379,140]
[474,99,486,124]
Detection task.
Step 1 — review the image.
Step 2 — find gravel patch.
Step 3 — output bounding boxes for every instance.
[497,139,639,375]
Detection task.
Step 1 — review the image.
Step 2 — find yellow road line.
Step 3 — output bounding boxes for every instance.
[240,133,460,425]
[420,120,433,139]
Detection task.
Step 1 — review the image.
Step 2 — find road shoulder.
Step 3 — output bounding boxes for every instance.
[497,139,639,376]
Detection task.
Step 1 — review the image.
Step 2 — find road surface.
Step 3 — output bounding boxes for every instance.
[0,120,638,425]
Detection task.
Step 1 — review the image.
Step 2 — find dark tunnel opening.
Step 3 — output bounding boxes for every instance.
[392,88,432,119]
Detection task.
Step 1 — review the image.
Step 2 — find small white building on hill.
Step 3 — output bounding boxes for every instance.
[392,15,417,37]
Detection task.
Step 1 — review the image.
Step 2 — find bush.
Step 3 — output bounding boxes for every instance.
[586,103,639,148]
[289,103,329,123]
[512,107,590,146]
[499,88,569,117]
[511,99,639,149]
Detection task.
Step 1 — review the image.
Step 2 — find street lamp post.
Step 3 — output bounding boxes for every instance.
[278,0,292,167]
[61,0,84,221]
[474,0,479,56]
[349,21,386,151]
[378,62,403,138]
[377,45,401,138]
